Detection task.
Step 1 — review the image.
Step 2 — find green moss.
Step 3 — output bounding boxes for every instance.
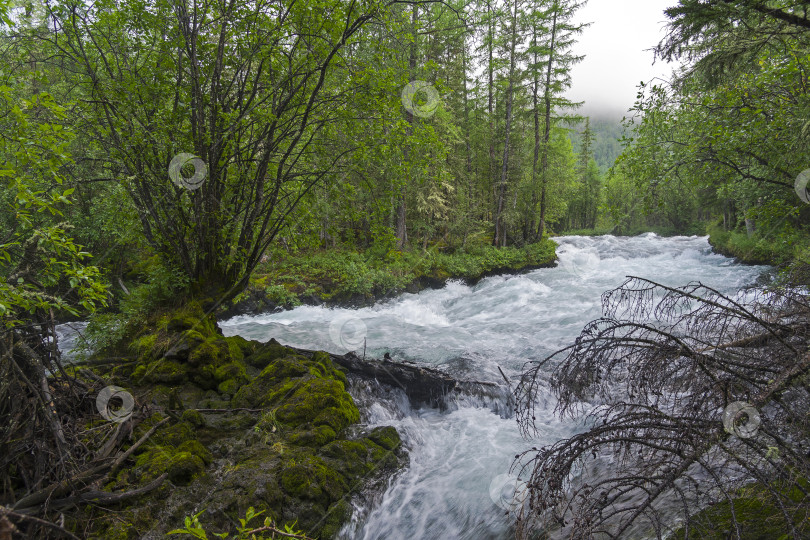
[177,440,213,465]
[166,302,218,335]
[154,421,195,447]
[167,452,205,485]
[288,425,337,447]
[134,446,174,483]
[217,378,241,395]
[226,338,245,363]
[141,359,188,384]
[74,302,404,540]
[180,409,205,427]
[275,377,359,432]
[672,481,810,539]
[280,455,347,505]
[244,338,296,369]
[130,333,158,357]
[367,426,401,451]
[188,335,225,366]
[90,520,137,540]
[131,425,210,486]
[320,499,351,539]
[214,361,247,384]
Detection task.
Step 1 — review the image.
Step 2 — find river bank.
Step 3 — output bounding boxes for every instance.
[53,234,777,539]
[706,222,810,267]
[220,234,771,539]
[62,302,410,539]
[221,239,557,317]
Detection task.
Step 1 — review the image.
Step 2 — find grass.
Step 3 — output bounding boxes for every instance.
[706,222,810,267]
[232,238,558,310]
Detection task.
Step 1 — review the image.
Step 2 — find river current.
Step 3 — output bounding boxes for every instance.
[218,234,770,539]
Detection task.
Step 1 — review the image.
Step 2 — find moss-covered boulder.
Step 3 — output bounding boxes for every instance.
[671,479,810,539]
[78,306,404,540]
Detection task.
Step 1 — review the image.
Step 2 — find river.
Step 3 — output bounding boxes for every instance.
[218,233,770,539]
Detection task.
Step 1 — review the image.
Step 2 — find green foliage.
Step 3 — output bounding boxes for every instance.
[0,80,107,327]
[79,258,190,357]
[613,41,810,245]
[246,239,557,309]
[707,222,808,266]
[168,507,312,540]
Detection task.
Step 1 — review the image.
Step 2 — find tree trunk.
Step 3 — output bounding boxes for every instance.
[487,0,499,246]
[528,25,541,242]
[495,0,519,248]
[397,4,419,250]
[536,9,558,241]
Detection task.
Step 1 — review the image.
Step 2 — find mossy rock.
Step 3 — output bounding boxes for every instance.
[243,338,297,369]
[367,426,401,451]
[672,484,810,539]
[130,420,211,487]
[321,435,400,478]
[75,306,404,539]
[217,378,242,395]
[154,421,196,447]
[136,359,189,384]
[280,454,348,505]
[274,377,359,432]
[166,452,206,485]
[180,409,205,428]
[320,499,352,539]
[166,302,218,336]
[288,425,337,447]
[177,440,213,466]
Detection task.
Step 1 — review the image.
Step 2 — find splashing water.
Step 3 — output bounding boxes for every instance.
[221,235,771,539]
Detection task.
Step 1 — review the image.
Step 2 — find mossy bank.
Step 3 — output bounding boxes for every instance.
[223,239,557,316]
[707,221,810,267]
[71,302,404,539]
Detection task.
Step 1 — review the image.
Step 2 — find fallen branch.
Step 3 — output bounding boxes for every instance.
[0,506,80,540]
[290,346,499,409]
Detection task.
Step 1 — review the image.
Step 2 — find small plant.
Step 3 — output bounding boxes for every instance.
[168,507,314,539]
[253,409,282,444]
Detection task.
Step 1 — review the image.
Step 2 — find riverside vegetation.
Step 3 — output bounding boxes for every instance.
[2,0,810,538]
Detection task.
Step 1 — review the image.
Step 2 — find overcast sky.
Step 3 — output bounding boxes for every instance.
[568,0,681,117]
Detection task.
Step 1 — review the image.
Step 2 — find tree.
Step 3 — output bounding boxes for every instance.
[531,0,585,240]
[563,118,601,230]
[492,0,524,247]
[40,0,442,305]
[0,56,108,536]
[515,277,810,539]
[658,0,810,86]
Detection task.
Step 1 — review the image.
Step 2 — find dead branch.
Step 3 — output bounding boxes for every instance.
[514,277,810,539]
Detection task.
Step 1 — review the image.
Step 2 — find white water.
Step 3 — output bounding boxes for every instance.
[217,234,769,539]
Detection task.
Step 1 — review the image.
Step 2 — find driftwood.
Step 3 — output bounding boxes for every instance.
[289,346,503,409]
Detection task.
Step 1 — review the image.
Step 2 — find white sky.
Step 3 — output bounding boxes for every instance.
[568,0,681,116]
